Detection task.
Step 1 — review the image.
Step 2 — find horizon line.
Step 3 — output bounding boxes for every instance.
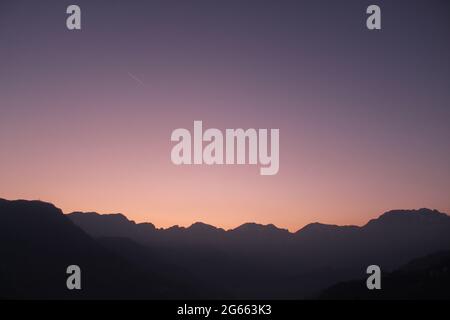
[1,197,447,234]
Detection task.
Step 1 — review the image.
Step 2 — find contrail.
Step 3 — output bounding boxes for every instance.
[127,71,145,86]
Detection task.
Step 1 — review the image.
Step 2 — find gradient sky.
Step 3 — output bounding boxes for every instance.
[1,0,449,231]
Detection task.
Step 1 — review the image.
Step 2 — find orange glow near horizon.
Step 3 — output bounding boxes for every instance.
[1,1,450,232]
[1,111,449,233]
[1,90,450,232]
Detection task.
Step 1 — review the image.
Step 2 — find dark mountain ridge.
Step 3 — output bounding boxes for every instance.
[66,206,450,298]
[0,198,217,299]
[320,250,450,300]
[2,198,450,299]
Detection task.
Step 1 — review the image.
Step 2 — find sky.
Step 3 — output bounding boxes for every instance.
[1,0,449,231]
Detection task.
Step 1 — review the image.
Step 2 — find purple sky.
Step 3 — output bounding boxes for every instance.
[1,0,449,230]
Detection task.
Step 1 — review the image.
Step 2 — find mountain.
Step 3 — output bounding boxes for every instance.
[0,198,210,299]
[319,250,450,300]
[68,211,158,243]
[68,207,450,298]
[69,208,450,268]
[2,197,450,299]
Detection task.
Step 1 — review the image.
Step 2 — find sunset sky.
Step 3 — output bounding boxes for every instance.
[1,0,449,231]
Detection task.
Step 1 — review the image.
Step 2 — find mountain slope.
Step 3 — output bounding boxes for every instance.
[68,207,450,298]
[2,197,450,299]
[0,198,201,299]
[319,250,450,300]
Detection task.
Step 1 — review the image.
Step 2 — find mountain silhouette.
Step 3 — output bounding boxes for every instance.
[319,250,450,300]
[2,197,450,299]
[68,206,450,298]
[0,199,216,299]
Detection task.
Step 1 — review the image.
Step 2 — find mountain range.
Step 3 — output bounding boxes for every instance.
[1,197,450,299]
[320,250,450,300]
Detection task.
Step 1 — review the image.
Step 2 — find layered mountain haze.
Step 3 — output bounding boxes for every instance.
[69,208,450,266]
[1,198,450,299]
[0,199,218,299]
[320,250,450,300]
